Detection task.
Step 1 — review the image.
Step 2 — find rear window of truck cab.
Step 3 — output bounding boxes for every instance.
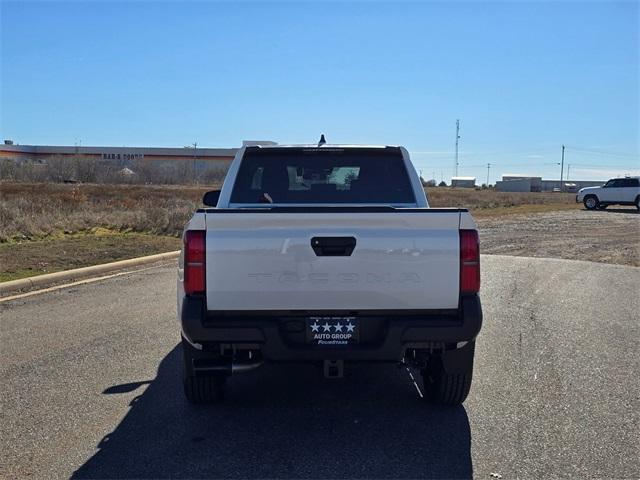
[230,147,415,204]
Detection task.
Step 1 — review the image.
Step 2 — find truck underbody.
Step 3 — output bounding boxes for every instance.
[181,294,481,363]
[180,294,482,404]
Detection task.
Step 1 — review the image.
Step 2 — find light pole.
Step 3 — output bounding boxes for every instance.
[560,145,565,192]
[454,119,460,177]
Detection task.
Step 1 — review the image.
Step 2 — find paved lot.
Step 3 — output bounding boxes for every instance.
[478,207,640,266]
[1,256,639,479]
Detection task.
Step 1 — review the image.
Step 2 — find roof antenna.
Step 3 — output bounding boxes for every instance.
[318,134,326,146]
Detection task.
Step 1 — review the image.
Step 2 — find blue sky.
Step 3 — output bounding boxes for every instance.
[1,1,638,182]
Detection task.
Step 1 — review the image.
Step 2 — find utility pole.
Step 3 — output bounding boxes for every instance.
[560,145,565,192]
[454,119,460,177]
[486,163,491,186]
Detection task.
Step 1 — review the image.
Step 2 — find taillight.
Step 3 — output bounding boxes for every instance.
[460,229,480,294]
[184,230,205,295]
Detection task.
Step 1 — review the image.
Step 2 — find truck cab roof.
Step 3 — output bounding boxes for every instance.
[247,143,396,150]
[216,143,426,209]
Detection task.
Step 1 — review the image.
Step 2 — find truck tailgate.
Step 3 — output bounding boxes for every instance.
[204,211,462,311]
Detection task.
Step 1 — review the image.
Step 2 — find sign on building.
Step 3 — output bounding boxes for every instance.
[102,153,144,161]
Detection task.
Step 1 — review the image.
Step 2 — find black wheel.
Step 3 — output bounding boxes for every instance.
[181,337,227,404]
[583,195,599,210]
[421,342,475,406]
[635,196,639,211]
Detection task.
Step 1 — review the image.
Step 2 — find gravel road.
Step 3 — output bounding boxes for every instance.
[1,256,639,479]
[478,207,640,266]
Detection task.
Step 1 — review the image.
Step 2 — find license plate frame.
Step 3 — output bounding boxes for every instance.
[306,316,359,346]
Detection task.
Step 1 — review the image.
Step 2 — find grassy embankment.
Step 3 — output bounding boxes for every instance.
[426,188,580,217]
[0,183,207,281]
[0,182,578,281]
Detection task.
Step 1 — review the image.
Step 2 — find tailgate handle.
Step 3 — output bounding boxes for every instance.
[311,237,356,256]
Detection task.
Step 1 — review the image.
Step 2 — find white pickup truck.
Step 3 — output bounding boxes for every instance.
[177,141,482,405]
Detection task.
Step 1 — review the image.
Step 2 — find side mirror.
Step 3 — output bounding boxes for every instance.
[203,190,221,207]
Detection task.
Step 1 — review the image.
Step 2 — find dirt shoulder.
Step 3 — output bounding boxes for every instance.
[0,232,180,282]
[477,207,640,267]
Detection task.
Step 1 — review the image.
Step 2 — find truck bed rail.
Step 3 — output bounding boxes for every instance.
[197,207,469,213]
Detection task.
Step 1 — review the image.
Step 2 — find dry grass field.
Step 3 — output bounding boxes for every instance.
[0,182,578,241]
[0,182,206,280]
[426,187,580,216]
[0,182,208,242]
[0,181,605,281]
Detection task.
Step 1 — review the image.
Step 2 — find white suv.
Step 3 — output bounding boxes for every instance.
[577,177,640,210]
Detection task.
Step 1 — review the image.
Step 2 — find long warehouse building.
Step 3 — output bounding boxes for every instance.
[496,174,604,192]
[0,142,238,165]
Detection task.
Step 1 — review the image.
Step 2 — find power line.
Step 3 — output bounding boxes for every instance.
[414,163,488,169]
[415,163,559,169]
[414,161,639,173]
[566,163,640,169]
[564,146,639,158]
[412,147,638,163]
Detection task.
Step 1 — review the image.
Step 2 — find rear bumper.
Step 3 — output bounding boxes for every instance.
[180,295,482,363]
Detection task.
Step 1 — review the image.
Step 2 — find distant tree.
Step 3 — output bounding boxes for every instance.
[200,166,228,185]
[45,156,76,182]
[438,180,447,187]
[174,160,194,184]
[0,159,17,180]
[74,156,98,183]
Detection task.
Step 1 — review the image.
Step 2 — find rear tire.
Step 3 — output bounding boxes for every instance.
[181,337,227,404]
[421,343,474,406]
[635,196,639,211]
[583,195,599,210]
[184,375,226,404]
